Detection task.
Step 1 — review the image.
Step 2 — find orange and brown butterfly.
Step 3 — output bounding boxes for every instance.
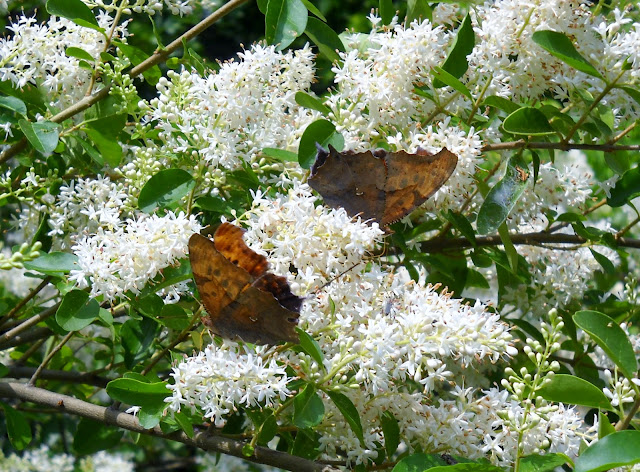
[308,144,458,227]
[188,223,302,345]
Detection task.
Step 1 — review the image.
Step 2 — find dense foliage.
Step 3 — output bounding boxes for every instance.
[2,0,640,471]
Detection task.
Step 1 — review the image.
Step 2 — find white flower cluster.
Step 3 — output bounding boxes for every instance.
[0,12,126,111]
[469,1,640,123]
[0,445,134,472]
[48,176,128,249]
[69,211,201,301]
[166,342,292,427]
[130,44,318,193]
[83,0,220,16]
[327,16,452,147]
[509,155,594,231]
[166,185,528,465]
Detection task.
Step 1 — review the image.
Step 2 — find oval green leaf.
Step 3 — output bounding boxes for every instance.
[392,453,447,471]
[438,14,474,81]
[23,251,78,275]
[46,0,99,27]
[1,401,32,450]
[326,390,364,444]
[73,418,123,454]
[381,410,400,458]
[56,290,100,331]
[106,378,169,408]
[18,119,60,156]
[477,156,529,234]
[265,0,308,51]
[532,30,602,79]
[608,166,640,207]
[574,430,640,472]
[138,169,195,213]
[295,91,331,115]
[296,328,324,369]
[574,310,638,378]
[293,384,325,429]
[431,66,472,100]
[298,119,344,169]
[262,147,299,162]
[0,96,27,117]
[304,17,345,64]
[519,453,569,472]
[502,107,555,136]
[538,374,613,411]
[66,46,95,62]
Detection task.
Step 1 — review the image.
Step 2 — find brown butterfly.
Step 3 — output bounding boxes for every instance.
[188,223,302,345]
[308,144,458,227]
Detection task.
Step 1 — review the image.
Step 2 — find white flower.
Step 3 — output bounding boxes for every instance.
[69,211,201,301]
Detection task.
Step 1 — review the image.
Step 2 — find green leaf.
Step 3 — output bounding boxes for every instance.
[326,390,364,443]
[121,317,159,368]
[73,418,123,454]
[257,413,277,445]
[106,378,169,408]
[532,30,602,79]
[0,96,27,117]
[297,329,324,369]
[438,14,474,81]
[300,0,326,21]
[574,430,640,472]
[23,251,78,275]
[392,453,447,471]
[574,310,638,378]
[116,42,161,85]
[445,210,476,246]
[538,374,613,411]
[608,166,640,207]
[138,169,195,213]
[426,465,506,472]
[0,363,7,378]
[598,411,616,439]
[590,248,616,275]
[85,128,122,167]
[262,147,299,162]
[46,0,99,27]
[379,0,394,25]
[293,384,325,429]
[291,428,321,459]
[56,290,100,331]
[18,120,60,156]
[381,410,400,458]
[66,46,95,62]
[174,411,195,438]
[305,17,345,64]
[295,91,331,115]
[502,107,555,136]
[1,402,32,450]
[620,86,640,107]
[482,96,521,114]
[265,0,308,51]
[298,119,344,169]
[406,0,431,24]
[431,66,472,100]
[477,155,529,234]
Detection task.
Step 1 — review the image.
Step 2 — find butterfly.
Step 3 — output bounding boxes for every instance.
[188,223,302,345]
[308,145,458,227]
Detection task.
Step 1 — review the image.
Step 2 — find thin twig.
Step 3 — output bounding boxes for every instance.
[419,232,640,253]
[29,331,74,386]
[0,303,59,345]
[6,366,109,388]
[0,277,51,329]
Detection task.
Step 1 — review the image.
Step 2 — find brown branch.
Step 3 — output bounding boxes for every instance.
[0,303,58,346]
[482,139,640,153]
[419,232,640,253]
[0,0,250,165]
[5,366,110,388]
[0,327,53,350]
[0,382,339,472]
